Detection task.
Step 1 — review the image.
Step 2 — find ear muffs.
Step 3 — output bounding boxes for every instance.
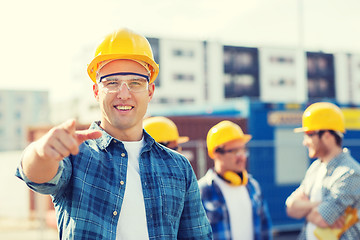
[223,170,248,186]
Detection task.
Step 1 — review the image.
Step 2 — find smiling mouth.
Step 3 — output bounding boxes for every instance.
[114,105,133,111]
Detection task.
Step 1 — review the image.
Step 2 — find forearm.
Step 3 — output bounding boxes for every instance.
[21,142,60,184]
[286,198,319,219]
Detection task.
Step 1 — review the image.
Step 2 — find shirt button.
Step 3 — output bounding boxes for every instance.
[121,153,125,157]
[113,211,118,216]
[120,181,124,185]
[113,140,117,143]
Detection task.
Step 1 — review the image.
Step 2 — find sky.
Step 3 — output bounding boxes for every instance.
[1,0,360,102]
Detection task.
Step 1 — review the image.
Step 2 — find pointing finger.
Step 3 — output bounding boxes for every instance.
[75,130,102,144]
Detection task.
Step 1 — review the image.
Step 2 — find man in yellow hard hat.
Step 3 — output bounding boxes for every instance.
[16,28,212,239]
[286,102,360,239]
[143,116,189,152]
[198,120,272,240]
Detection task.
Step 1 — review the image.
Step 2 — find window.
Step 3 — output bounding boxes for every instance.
[172,49,194,58]
[307,52,335,99]
[173,73,194,82]
[159,98,170,104]
[269,77,296,87]
[269,56,294,64]
[16,96,25,104]
[224,74,258,98]
[14,111,21,119]
[16,127,22,136]
[178,98,194,104]
[223,46,259,98]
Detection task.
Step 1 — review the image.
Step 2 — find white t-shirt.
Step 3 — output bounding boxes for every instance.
[214,174,253,240]
[116,138,149,240]
[306,162,327,240]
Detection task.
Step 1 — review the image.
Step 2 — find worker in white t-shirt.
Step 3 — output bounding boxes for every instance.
[198,120,273,240]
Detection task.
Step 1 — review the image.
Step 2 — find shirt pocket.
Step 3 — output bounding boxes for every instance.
[156,172,186,221]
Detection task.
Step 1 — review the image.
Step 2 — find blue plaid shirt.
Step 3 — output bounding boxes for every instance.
[288,149,360,240]
[16,121,212,240]
[198,169,272,240]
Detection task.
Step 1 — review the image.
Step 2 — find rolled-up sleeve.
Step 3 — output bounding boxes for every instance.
[15,158,70,196]
[318,169,360,224]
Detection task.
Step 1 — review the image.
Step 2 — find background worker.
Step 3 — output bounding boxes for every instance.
[286,102,360,239]
[143,116,189,152]
[16,28,212,239]
[198,120,273,240]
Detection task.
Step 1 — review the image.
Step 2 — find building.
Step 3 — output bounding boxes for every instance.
[0,90,49,151]
[52,35,360,124]
[149,37,360,108]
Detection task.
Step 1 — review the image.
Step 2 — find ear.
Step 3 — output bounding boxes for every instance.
[148,83,155,101]
[320,131,333,147]
[323,131,334,142]
[93,84,100,101]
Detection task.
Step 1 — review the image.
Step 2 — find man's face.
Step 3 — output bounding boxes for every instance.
[93,60,155,136]
[303,131,328,159]
[214,139,248,173]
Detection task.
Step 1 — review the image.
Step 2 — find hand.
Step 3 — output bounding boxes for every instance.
[298,191,310,201]
[330,215,345,229]
[34,119,102,162]
[307,208,329,228]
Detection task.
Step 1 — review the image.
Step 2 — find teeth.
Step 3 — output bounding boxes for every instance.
[115,106,132,110]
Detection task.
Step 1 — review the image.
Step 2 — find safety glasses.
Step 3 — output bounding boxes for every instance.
[98,72,150,93]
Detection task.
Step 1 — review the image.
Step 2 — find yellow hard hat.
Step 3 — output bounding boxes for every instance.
[143,117,189,144]
[87,28,159,84]
[207,120,252,159]
[294,102,345,133]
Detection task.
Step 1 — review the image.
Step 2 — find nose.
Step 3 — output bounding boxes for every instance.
[116,82,132,99]
[236,148,248,157]
[302,137,309,147]
[235,152,246,159]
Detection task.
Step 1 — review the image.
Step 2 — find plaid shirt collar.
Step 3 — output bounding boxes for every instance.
[326,148,349,175]
[90,121,155,152]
